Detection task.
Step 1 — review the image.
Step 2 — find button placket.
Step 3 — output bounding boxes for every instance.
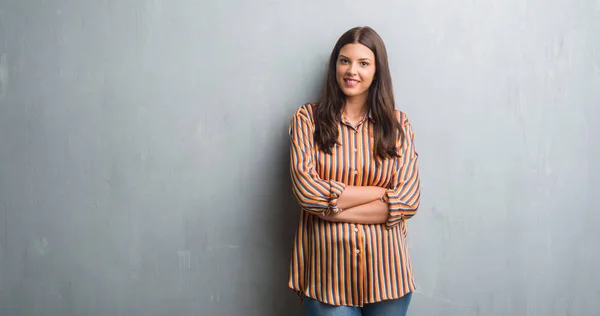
[352,126,359,179]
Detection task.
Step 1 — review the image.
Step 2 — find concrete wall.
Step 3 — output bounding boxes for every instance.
[0,0,599,315]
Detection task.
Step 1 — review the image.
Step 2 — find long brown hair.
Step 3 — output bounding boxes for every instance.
[314,26,403,160]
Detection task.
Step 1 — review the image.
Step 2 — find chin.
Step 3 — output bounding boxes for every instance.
[342,89,365,98]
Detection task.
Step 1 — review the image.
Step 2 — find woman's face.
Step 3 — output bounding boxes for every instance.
[335,43,376,100]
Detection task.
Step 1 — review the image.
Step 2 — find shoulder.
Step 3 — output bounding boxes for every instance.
[289,103,317,133]
[394,109,416,143]
[291,103,317,123]
[393,109,411,128]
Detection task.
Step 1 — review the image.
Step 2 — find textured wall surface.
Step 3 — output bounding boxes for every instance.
[0,0,599,315]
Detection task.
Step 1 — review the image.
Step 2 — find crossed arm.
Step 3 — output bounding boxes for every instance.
[318,186,389,224]
[289,107,420,228]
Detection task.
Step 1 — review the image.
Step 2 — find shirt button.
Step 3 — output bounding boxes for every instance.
[353,148,358,152]
[353,170,358,174]
[355,249,360,254]
[354,227,359,232]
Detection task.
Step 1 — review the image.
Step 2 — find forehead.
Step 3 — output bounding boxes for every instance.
[338,43,375,60]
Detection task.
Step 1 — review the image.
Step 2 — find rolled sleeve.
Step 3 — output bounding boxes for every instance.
[385,113,421,229]
[289,106,347,216]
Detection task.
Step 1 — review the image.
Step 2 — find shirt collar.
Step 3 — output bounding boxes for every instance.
[340,109,375,122]
[367,109,375,121]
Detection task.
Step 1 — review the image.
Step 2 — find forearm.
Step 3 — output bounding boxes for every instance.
[337,186,386,210]
[321,199,388,224]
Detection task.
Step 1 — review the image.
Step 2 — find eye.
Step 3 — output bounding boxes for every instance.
[339,58,349,64]
[360,61,369,67]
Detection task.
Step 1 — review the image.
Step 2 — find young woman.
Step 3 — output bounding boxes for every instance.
[287,26,421,316]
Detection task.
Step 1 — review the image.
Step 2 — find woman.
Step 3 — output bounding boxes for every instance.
[288,26,421,316]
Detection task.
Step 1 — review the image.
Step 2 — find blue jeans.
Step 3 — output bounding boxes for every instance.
[302,292,412,316]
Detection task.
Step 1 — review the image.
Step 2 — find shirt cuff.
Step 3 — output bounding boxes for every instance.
[327,180,347,213]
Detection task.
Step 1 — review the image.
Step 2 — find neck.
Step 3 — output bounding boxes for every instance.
[343,95,368,118]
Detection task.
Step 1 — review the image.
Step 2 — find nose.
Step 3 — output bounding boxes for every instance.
[346,63,357,76]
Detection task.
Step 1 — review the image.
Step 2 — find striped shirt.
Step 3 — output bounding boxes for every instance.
[288,103,421,307]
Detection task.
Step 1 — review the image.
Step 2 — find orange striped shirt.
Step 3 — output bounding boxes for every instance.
[288,103,421,307]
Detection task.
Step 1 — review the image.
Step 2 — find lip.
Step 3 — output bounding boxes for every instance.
[343,78,360,87]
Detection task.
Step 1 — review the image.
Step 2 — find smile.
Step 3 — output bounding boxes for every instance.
[344,79,360,87]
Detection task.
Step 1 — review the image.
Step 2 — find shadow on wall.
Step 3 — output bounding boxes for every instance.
[225,117,304,316]
[271,135,304,315]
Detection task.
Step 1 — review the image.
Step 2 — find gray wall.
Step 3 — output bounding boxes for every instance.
[1,0,599,315]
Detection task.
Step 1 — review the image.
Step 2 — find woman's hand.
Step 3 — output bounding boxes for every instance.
[336,186,387,210]
[319,199,389,225]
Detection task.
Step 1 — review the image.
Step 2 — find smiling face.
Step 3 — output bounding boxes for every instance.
[335,43,377,102]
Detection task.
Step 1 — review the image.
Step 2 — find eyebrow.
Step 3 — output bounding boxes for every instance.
[339,54,372,61]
